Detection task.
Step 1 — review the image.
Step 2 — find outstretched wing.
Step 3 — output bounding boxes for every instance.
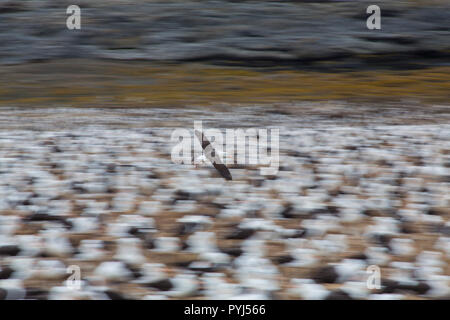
[194,130,232,181]
[195,130,211,150]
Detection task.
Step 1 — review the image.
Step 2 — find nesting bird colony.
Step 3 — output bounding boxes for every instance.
[0,105,449,300]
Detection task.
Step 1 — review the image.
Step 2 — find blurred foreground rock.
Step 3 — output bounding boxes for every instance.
[0,0,449,69]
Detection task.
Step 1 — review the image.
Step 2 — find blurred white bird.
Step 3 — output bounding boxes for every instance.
[94,261,132,282]
[166,273,198,298]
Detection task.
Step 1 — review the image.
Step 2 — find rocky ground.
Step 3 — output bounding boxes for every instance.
[0,105,448,300]
[0,0,449,69]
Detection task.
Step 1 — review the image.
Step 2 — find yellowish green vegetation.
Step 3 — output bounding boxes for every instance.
[0,60,448,108]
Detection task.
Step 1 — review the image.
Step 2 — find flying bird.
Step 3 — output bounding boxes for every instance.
[194,130,232,181]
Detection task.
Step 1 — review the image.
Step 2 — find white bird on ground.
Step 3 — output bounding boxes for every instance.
[153,237,181,253]
[134,263,168,285]
[166,273,198,298]
[76,239,105,261]
[94,261,132,282]
[288,279,329,300]
[114,237,146,265]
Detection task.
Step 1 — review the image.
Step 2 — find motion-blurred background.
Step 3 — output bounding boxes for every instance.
[0,0,449,107]
[0,0,449,301]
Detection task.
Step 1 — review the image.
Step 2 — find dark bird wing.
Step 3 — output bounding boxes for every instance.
[195,130,211,150]
[212,162,233,181]
[195,130,232,181]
